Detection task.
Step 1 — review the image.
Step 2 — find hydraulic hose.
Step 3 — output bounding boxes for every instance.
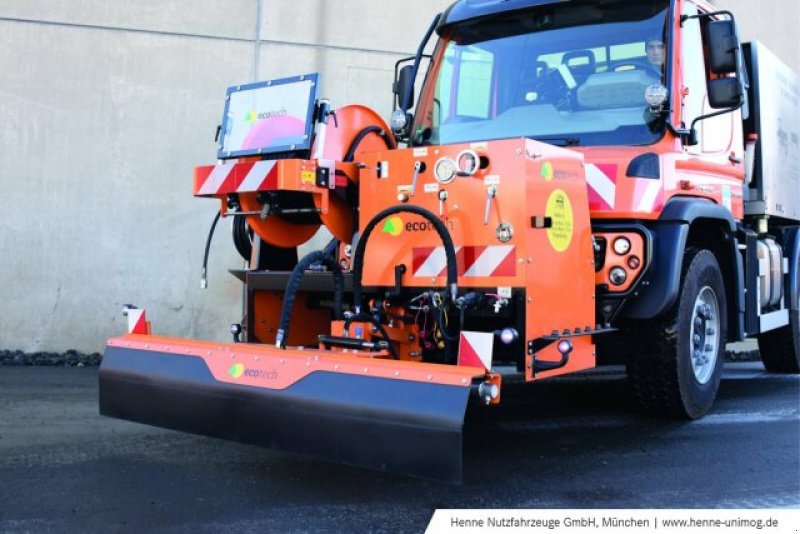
[343,126,396,162]
[352,205,458,314]
[200,210,222,289]
[231,214,252,262]
[276,250,344,349]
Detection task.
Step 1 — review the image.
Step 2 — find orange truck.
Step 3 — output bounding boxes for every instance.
[100,0,799,482]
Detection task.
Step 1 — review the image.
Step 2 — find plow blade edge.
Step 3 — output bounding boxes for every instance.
[99,337,479,483]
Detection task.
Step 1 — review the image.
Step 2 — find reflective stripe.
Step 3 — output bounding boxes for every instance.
[237,160,277,192]
[197,163,235,196]
[585,163,616,209]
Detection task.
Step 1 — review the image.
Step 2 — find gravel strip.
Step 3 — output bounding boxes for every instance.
[0,347,760,367]
[0,350,103,367]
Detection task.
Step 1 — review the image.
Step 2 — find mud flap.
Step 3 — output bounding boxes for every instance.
[100,341,475,483]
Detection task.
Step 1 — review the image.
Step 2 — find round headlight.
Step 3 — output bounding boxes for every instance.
[627,256,641,270]
[434,157,458,184]
[390,110,408,132]
[499,328,519,345]
[609,267,628,286]
[557,340,574,355]
[613,237,632,256]
[645,84,669,108]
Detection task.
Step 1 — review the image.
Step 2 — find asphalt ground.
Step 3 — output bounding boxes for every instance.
[0,362,797,533]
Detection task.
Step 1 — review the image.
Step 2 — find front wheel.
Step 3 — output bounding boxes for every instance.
[627,249,727,419]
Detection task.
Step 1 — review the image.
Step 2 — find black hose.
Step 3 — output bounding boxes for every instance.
[201,211,221,288]
[343,126,396,162]
[276,250,344,348]
[322,237,340,259]
[352,205,458,314]
[232,214,252,261]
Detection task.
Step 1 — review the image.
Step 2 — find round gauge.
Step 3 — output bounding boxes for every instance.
[456,149,480,176]
[434,157,458,184]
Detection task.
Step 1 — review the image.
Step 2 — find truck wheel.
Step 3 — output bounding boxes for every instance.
[757,286,800,373]
[627,249,727,419]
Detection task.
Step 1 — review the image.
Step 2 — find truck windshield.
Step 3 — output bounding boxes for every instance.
[413,0,670,147]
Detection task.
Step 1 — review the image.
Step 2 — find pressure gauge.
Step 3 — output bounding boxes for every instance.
[434,157,458,184]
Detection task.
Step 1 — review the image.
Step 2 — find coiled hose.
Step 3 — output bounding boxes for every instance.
[343,126,396,162]
[276,250,344,349]
[352,205,459,314]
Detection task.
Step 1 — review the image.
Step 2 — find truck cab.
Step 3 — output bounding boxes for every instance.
[391,0,799,415]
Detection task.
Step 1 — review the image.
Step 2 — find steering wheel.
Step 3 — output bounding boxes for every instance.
[610,60,662,81]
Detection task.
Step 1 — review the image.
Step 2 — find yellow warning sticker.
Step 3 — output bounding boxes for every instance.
[300,170,316,185]
[546,189,573,252]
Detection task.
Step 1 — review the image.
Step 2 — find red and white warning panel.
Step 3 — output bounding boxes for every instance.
[194,161,278,197]
[412,246,516,278]
[585,163,617,211]
[458,331,495,371]
[125,308,150,335]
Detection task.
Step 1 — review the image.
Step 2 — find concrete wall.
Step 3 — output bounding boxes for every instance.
[0,1,797,353]
[0,1,451,353]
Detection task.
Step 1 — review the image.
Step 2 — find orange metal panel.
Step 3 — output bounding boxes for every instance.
[105,334,484,391]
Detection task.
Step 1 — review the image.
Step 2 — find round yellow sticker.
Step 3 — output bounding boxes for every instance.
[546,189,574,252]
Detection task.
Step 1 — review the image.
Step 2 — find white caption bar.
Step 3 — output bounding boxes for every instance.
[427,509,799,534]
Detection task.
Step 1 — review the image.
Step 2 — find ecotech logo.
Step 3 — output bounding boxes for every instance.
[381,216,455,237]
[245,108,288,124]
[227,363,278,381]
[381,216,404,237]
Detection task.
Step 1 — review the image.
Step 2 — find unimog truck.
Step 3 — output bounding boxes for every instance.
[100,0,800,482]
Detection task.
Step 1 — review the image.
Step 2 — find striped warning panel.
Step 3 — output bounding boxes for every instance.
[194,161,278,196]
[412,246,516,278]
[458,331,494,370]
[632,178,664,213]
[585,163,617,210]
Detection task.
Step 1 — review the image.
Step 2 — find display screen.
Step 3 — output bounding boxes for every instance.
[218,73,319,159]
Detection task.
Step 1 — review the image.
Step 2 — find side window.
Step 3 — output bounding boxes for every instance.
[436,44,494,120]
[681,1,707,155]
[455,46,494,117]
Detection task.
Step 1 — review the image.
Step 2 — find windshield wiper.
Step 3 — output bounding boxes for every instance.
[529,136,581,147]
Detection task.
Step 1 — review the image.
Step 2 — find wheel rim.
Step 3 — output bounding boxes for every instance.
[689,286,721,384]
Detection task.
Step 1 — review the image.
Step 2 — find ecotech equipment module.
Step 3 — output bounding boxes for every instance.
[100,0,800,482]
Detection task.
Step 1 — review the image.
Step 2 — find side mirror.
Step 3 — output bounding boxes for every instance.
[393,65,415,110]
[708,77,743,109]
[706,20,738,74]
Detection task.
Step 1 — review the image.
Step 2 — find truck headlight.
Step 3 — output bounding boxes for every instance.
[390,110,408,133]
[613,237,631,256]
[609,267,628,286]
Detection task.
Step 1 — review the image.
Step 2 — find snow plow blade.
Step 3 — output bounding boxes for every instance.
[99,335,483,483]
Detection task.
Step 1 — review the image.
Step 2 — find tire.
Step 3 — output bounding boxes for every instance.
[627,249,727,419]
[757,286,800,373]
